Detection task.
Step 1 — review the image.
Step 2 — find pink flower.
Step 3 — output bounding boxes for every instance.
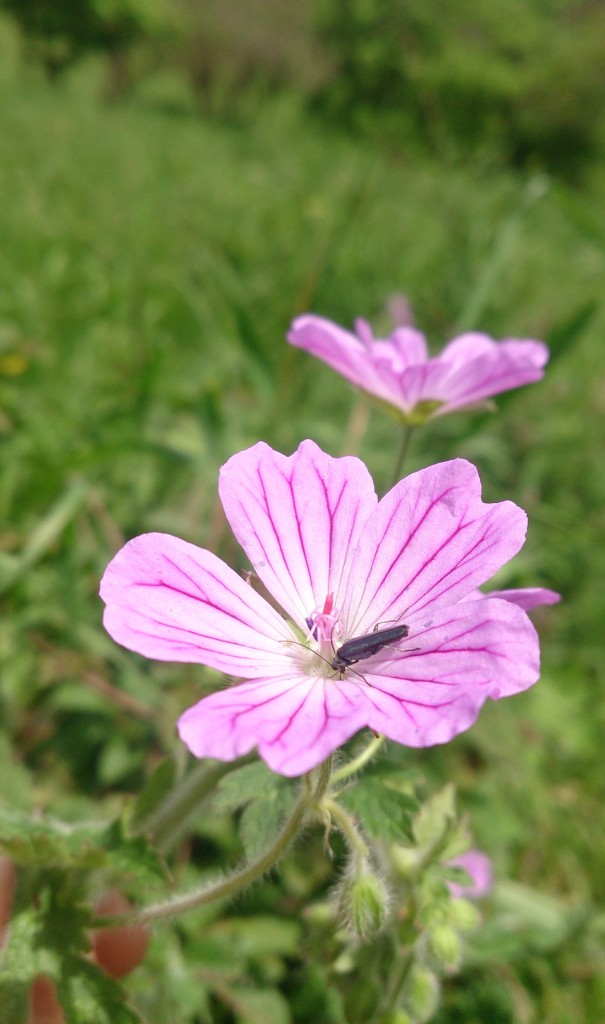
[100,441,548,777]
[446,850,493,900]
[287,315,549,424]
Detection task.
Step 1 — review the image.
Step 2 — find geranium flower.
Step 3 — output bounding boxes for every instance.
[446,850,493,900]
[287,315,549,424]
[100,441,553,777]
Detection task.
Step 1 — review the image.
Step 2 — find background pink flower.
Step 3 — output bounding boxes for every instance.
[100,441,548,776]
[287,315,549,423]
[447,850,493,900]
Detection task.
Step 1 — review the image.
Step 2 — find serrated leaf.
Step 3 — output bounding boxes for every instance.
[58,957,143,1024]
[0,808,108,870]
[100,819,167,887]
[0,890,142,1024]
[214,762,284,813]
[412,784,457,851]
[340,779,416,843]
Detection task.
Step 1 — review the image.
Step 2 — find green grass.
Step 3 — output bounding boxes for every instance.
[2,35,605,1023]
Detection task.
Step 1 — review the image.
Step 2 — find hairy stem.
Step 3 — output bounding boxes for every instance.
[332,733,385,785]
[104,757,333,927]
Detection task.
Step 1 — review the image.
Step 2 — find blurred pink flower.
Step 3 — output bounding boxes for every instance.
[447,849,493,900]
[100,441,548,777]
[287,315,549,424]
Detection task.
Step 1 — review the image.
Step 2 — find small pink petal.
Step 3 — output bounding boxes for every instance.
[447,849,493,899]
[479,587,561,611]
[100,533,294,675]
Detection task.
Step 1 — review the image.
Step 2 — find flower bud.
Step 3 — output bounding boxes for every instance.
[390,845,421,881]
[448,898,481,932]
[406,965,440,1023]
[336,862,390,941]
[428,925,462,971]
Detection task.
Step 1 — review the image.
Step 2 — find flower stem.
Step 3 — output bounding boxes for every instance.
[321,797,370,858]
[332,734,385,785]
[106,757,333,927]
[391,422,414,486]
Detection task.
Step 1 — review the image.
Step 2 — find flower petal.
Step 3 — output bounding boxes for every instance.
[467,586,561,611]
[288,315,408,410]
[219,440,377,628]
[100,533,295,675]
[177,673,370,776]
[342,460,527,631]
[436,333,549,412]
[357,598,539,746]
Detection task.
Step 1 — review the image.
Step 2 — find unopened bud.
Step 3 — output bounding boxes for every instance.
[406,965,440,1023]
[448,898,481,932]
[336,864,390,941]
[428,924,462,971]
[391,845,421,880]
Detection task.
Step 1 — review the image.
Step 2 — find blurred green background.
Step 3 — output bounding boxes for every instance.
[1,1,605,1021]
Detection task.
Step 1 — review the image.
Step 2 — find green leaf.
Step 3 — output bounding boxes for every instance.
[214,761,285,813]
[210,916,302,959]
[0,811,166,885]
[129,757,176,830]
[239,783,297,862]
[340,778,417,843]
[227,985,291,1024]
[0,887,142,1024]
[412,784,457,852]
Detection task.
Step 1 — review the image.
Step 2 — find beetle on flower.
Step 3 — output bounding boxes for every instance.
[287,315,549,425]
[100,441,558,777]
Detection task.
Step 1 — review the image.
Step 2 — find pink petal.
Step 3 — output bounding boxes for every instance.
[447,850,493,899]
[341,460,527,632]
[467,587,561,611]
[100,533,295,675]
[288,315,409,411]
[177,673,370,776]
[435,334,550,412]
[218,440,377,628]
[358,597,539,747]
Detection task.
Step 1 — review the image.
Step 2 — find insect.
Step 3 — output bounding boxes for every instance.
[331,624,409,676]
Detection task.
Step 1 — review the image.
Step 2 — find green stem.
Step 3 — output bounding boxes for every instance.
[321,797,370,858]
[391,422,415,487]
[139,754,255,853]
[106,757,334,927]
[332,734,385,785]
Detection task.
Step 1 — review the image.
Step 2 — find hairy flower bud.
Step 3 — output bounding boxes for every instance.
[428,925,462,971]
[335,861,390,941]
[448,898,482,932]
[406,965,441,1023]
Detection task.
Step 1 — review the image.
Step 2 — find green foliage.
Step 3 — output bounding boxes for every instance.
[313,0,605,175]
[0,888,142,1024]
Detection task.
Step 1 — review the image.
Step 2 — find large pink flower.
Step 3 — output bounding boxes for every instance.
[100,441,553,777]
[287,315,549,423]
